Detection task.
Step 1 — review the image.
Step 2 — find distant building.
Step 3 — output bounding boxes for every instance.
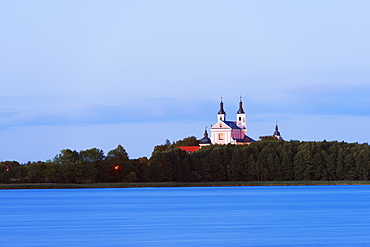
[199,127,212,147]
[210,97,255,145]
[180,97,288,153]
[259,123,284,141]
[273,123,283,140]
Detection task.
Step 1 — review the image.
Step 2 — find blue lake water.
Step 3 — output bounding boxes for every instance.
[1,185,370,246]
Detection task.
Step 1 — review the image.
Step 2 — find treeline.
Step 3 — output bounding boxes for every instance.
[149,140,370,182]
[0,145,149,183]
[1,139,370,183]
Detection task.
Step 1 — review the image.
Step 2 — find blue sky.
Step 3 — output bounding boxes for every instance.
[1,1,370,163]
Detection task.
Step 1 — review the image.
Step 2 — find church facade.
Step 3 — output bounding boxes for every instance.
[209,98,255,145]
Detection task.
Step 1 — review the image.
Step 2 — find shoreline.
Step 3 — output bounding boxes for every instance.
[1,180,370,189]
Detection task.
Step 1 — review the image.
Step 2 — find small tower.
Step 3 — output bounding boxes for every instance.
[273,122,283,140]
[200,127,212,147]
[217,97,226,121]
[236,96,246,129]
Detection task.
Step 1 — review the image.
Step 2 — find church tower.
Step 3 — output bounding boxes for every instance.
[273,122,283,140]
[217,97,226,121]
[200,127,212,146]
[236,97,246,129]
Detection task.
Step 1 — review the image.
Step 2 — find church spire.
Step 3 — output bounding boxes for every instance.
[237,95,245,114]
[217,96,226,121]
[273,121,283,140]
[236,95,246,129]
[200,126,212,146]
[203,127,209,138]
[218,96,226,114]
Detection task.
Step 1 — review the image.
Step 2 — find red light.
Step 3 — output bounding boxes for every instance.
[114,166,119,170]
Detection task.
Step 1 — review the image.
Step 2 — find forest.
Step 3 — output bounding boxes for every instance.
[1,137,370,183]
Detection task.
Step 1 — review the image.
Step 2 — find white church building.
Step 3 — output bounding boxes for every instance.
[200,98,255,146]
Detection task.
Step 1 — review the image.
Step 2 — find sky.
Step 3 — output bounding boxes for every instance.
[1,1,370,163]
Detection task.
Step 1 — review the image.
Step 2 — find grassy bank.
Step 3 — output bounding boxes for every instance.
[1,180,370,189]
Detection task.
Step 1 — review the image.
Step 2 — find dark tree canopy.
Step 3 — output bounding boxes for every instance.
[259,136,280,141]
[152,136,200,155]
[2,139,370,184]
[106,145,129,164]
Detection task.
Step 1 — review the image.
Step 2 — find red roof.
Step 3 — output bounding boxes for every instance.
[179,146,200,153]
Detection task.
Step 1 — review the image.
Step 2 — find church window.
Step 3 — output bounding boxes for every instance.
[239,117,241,121]
[219,124,222,127]
[219,133,224,140]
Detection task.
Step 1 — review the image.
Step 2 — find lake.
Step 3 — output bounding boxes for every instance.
[1,185,370,246]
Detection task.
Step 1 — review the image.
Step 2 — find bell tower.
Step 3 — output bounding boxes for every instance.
[236,96,246,129]
[217,97,226,121]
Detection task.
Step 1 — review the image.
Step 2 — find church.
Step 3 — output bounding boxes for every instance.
[198,97,255,147]
[180,97,281,152]
[209,97,255,145]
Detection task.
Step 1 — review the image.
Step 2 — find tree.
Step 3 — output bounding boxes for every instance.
[280,143,295,180]
[42,162,61,183]
[52,149,83,183]
[129,158,149,182]
[0,161,22,183]
[126,171,137,182]
[259,136,280,141]
[336,147,346,180]
[313,150,328,180]
[53,149,80,165]
[106,145,129,163]
[80,148,105,163]
[106,145,131,182]
[148,150,166,182]
[192,148,212,182]
[229,147,246,181]
[344,152,356,180]
[327,143,339,180]
[209,145,232,181]
[356,149,370,180]
[26,161,47,183]
[79,148,106,182]
[293,143,313,180]
[173,136,200,148]
[255,146,272,181]
[152,140,172,155]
